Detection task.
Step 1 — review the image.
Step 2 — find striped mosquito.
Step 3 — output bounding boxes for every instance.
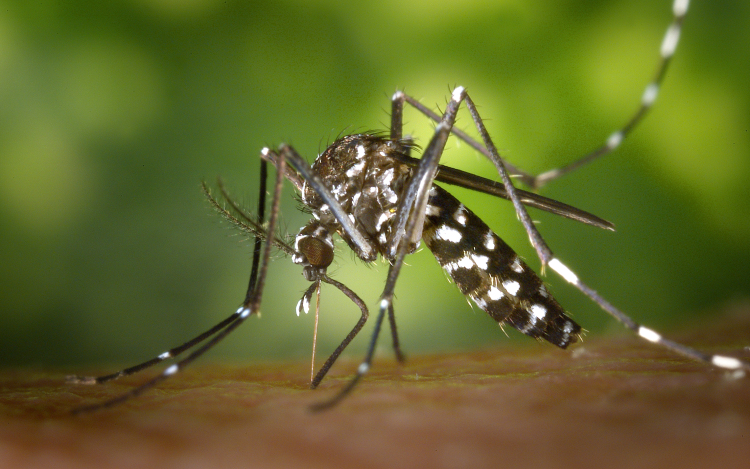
[68,0,748,413]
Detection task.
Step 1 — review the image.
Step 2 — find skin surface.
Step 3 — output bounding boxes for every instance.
[2,304,749,469]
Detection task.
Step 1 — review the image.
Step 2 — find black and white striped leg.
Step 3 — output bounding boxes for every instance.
[69,157,287,414]
[65,311,245,386]
[66,160,274,389]
[394,0,691,190]
[531,0,690,188]
[548,259,748,375]
[460,88,748,377]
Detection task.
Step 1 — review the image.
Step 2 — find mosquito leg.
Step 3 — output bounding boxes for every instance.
[397,91,526,178]
[547,257,749,375]
[461,90,748,376]
[68,160,275,388]
[245,158,268,301]
[390,90,405,141]
[66,312,243,385]
[387,302,405,363]
[532,0,690,188]
[310,277,388,411]
[310,275,369,389]
[397,0,690,190]
[71,153,287,413]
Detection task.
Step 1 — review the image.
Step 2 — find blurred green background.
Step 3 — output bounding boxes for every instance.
[1,0,748,369]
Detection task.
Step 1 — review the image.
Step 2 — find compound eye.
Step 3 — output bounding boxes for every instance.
[297,237,334,269]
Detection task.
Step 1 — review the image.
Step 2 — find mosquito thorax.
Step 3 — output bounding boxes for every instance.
[302,134,416,262]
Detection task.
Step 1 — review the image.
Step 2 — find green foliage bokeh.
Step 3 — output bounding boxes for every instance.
[1,0,748,368]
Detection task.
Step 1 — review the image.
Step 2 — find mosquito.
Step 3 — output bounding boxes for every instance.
[68,0,748,413]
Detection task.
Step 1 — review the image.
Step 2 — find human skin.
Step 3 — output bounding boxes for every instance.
[2,305,750,469]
